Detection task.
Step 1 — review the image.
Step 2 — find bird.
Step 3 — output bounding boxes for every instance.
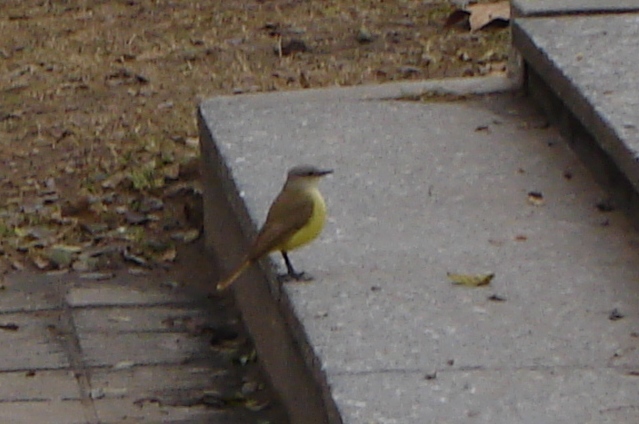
[217,165,332,291]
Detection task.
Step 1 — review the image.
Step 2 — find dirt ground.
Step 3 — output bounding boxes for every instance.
[0,0,509,421]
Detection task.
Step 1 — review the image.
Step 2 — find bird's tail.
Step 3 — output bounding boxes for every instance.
[217,259,251,291]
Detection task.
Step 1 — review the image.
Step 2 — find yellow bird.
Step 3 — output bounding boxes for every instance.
[217,165,332,291]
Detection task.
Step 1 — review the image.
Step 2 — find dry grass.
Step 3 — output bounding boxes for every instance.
[0,0,509,271]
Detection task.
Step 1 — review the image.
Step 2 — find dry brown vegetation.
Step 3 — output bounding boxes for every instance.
[0,0,509,273]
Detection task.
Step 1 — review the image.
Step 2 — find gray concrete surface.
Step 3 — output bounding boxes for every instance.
[513,13,639,213]
[513,0,639,16]
[200,80,639,423]
[0,270,287,424]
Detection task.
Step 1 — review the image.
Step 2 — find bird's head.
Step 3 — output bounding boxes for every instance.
[286,165,333,188]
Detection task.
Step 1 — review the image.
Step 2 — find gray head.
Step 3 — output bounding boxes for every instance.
[287,165,333,179]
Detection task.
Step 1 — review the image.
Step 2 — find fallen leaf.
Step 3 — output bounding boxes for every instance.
[447,272,494,287]
[356,26,374,44]
[488,294,506,302]
[171,228,200,243]
[32,255,51,270]
[122,247,147,266]
[0,323,19,331]
[159,246,177,262]
[609,308,624,321]
[445,1,510,32]
[468,2,510,31]
[46,245,79,269]
[527,191,544,206]
[184,137,199,149]
[11,260,25,271]
[162,163,180,180]
[245,399,270,412]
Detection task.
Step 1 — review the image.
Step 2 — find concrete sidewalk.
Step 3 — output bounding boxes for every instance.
[200,77,639,423]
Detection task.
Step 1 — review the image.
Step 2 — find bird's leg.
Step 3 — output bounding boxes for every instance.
[279,251,313,282]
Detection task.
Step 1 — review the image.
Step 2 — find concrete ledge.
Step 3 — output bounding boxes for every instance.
[199,105,336,424]
[199,75,639,422]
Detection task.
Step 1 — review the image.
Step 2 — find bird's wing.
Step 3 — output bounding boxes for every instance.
[248,189,314,260]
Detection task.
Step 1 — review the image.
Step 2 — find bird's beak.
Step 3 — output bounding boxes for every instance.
[317,169,333,177]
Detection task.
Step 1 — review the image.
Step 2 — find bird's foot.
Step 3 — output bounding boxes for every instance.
[278,271,314,283]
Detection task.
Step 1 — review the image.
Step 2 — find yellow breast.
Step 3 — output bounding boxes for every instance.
[277,188,327,252]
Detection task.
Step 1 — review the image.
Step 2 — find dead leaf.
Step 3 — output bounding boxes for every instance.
[527,191,544,206]
[445,1,510,32]
[171,229,200,243]
[244,399,270,412]
[11,260,25,271]
[0,323,19,331]
[32,255,51,270]
[159,246,177,262]
[488,294,506,302]
[162,163,180,180]
[122,247,147,266]
[356,26,374,44]
[609,308,624,321]
[468,2,510,31]
[184,137,199,149]
[447,272,494,287]
[46,244,82,269]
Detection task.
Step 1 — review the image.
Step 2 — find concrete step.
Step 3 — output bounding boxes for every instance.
[199,77,639,423]
[512,3,639,224]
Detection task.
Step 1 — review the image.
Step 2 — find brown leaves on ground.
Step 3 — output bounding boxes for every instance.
[0,0,509,276]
